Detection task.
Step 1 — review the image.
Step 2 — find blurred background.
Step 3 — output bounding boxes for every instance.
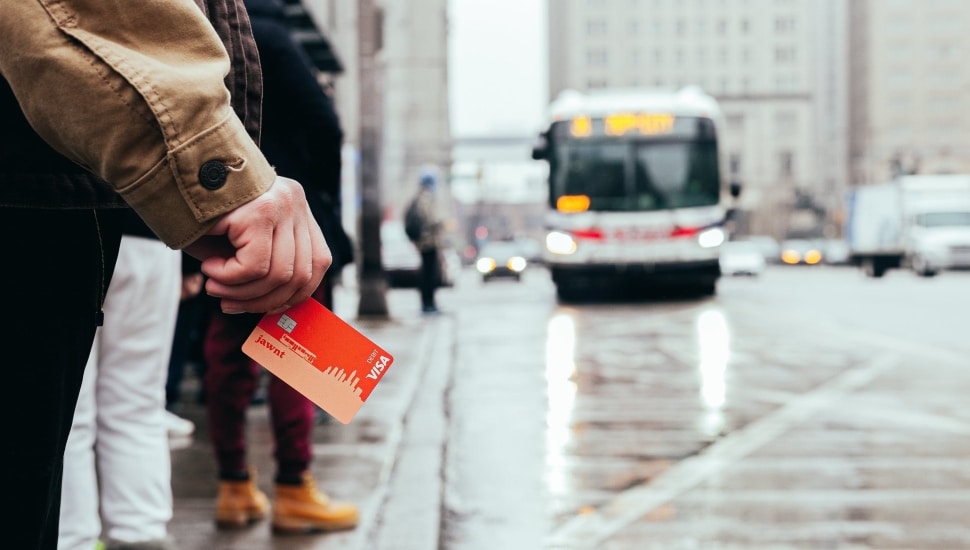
[300,0,970,280]
[169,2,970,548]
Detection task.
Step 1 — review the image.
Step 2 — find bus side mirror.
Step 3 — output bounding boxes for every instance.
[531,133,549,160]
[729,180,742,198]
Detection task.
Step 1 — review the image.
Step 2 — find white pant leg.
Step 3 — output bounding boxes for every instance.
[95,236,182,544]
[58,337,103,550]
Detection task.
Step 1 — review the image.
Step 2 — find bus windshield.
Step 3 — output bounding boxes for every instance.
[551,139,720,212]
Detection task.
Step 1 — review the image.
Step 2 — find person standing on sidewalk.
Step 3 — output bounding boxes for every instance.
[58,215,183,550]
[0,1,331,547]
[406,168,445,313]
[203,0,357,535]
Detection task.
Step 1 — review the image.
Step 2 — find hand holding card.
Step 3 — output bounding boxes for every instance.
[242,298,394,424]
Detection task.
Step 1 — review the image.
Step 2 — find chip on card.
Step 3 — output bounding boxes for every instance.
[241,298,394,424]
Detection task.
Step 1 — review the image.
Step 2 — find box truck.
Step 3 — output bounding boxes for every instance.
[846,174,970,277]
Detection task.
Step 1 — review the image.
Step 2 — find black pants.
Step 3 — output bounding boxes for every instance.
[419,248,439,310]
[0,208,123,549]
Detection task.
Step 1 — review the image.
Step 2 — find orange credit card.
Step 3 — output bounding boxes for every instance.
[241,298,394,424]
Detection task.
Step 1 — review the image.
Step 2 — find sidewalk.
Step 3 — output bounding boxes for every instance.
[167,282,452,549]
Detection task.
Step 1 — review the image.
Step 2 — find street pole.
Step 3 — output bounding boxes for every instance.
[356,0,389,318]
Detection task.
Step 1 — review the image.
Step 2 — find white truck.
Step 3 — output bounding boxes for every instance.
[846,174,970,277]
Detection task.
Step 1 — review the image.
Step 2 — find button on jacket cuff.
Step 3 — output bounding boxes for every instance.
[119,114,276,249]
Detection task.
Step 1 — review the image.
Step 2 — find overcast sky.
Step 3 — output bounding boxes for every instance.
[448,0,546,138]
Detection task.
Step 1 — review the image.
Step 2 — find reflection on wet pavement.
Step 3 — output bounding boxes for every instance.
[445,268,970,549]
[546,311,578,497]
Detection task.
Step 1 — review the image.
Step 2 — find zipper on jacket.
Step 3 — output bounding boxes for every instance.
[92,209,106,326]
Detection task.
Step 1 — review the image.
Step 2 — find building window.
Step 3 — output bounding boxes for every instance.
[936,44,960,62]
[629,20,641,35]
[587,19,608,36]
[775,46,796,63]
[676,18,687,36]
[587,49,609,67]
[587,78,608,89]
[774,16,796,33]
[740,18,750,34]
[716,18,727,35]
[779,151,794,178]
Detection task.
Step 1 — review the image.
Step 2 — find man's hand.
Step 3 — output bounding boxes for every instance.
[184,176,331,313]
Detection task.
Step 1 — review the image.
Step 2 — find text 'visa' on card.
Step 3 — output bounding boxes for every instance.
[241,298,394,424]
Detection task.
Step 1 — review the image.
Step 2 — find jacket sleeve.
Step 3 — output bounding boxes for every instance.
[0,0,276,248]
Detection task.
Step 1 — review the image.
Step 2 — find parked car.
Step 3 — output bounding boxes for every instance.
[720,240,767,276]
[476,241,528,282]
[739,235,781,264]
[381,221,459,288]
[780,239,824,265]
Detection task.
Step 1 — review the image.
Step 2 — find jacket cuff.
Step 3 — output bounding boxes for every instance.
[117,114,276,249]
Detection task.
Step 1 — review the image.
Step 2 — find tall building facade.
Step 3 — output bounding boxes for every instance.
[849,0,970,185]
[547,0,848,239]
[305,0,452,220]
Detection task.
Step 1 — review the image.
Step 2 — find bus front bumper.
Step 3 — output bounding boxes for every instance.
[549,259,720,286]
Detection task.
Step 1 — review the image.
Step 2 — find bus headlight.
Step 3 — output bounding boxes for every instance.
[476,257,497,274]
[507,256,528,272]
[546,231,578,255]
[697,227,726,248]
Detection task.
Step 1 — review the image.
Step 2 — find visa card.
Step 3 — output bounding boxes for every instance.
[241,298,394,424]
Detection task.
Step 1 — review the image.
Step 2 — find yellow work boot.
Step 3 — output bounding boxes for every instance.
[214,473,270,529]
[271,472,359,534]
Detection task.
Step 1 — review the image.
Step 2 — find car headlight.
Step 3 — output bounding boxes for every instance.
[507,256,528,272]
[804,249,823,265]
[697,227,725,248]
[476,257,497,273]
[781,250,801,264]
[546,231,578,255]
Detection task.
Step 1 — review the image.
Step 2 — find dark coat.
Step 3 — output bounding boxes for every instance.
[244,0,353,271]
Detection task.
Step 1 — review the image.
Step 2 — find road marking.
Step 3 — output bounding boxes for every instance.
[546,353,898,549]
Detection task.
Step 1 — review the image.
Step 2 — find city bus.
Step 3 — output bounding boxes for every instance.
[531,87,739,300]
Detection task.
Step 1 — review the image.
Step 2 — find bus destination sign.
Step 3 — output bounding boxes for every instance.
[569,113,676,138]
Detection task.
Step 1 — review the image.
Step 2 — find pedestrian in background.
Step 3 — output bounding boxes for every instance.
[203,0,357,534]
[58,217,182,550]
[406,168,445,314]
[0,1,331,547]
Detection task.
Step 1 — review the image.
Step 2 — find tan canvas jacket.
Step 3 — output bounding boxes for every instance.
[0,0,276,248]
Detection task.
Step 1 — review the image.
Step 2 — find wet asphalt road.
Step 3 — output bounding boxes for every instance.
[440,264,970,549]
[168,264,970,549]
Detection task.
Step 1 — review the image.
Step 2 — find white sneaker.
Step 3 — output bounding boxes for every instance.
[163,410,195,438]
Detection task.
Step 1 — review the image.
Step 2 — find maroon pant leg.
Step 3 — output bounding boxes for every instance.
[204,308,314,477]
